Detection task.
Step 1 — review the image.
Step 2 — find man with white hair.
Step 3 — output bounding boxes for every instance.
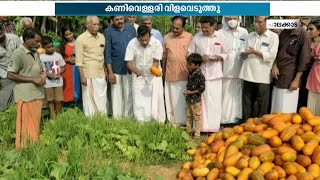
[140,16,163,44]
[20,17,33,41]
[75,16,108,117]
[218,16,248,125]
[20,17,33,30]
[127,16,139,31]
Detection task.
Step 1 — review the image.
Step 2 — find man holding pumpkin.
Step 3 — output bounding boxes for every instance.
[125,25,166,122]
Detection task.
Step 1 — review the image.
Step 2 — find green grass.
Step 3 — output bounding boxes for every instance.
[0,106,197,179]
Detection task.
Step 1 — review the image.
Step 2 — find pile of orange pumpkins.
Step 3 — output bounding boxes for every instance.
[177,107,320,180]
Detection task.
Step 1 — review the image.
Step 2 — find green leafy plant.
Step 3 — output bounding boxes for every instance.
[0,107,196,179]
[46,31,61,42]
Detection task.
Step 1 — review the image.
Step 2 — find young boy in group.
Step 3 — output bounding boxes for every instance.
[40,36,66,119]
[184,53,205,140]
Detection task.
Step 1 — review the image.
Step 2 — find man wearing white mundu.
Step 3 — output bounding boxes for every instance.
[75,16,108,117]
[271,16,311,113]
[188,16,228,132]
[125,25,165,122]
[218,16,248,125]
[163,16,193,126]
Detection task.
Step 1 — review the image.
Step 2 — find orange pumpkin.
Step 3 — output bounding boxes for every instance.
[37,47,46,54]
[299,107,314,121]
[150,66,162,77]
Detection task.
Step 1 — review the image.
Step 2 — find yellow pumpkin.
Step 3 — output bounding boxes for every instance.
[299,107,314,121]
[37,47,46,54]
[150,66,162,77]
[192,167,210,177]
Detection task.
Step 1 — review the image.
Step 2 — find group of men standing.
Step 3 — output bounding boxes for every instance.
[1,15,312,148]
[75,15,312,134]
[76,16,166,122]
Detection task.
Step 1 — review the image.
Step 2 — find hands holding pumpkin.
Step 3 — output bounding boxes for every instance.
[150,66,162,77]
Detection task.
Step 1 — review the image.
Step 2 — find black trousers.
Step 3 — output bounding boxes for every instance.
[242,80,270,122]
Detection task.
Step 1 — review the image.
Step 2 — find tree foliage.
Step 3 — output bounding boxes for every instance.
[10,16,262,41]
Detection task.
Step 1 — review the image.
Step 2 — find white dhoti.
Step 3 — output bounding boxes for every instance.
[307,91,320,115]
[221,78,242,124]
[152,77,166,123]
[201,78,222,132]
[165,81,187,125]
[132,75,165,122]
[82,77,108,117]
[111,74,133,119]
[271,86,299,113]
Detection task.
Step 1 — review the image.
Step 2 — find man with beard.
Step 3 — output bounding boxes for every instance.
[105,16,137,118]
[7,28,45,149]
[19,17,33,41]
[0,25,22,112]
[140,16,163,44]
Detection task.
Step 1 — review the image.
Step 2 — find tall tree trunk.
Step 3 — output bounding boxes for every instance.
[40,16,47,34]
[189,16,193,28]
[32,16,37,28]
[55,16,58,35]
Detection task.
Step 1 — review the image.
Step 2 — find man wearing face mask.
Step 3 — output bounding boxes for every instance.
[239,16,279,122]
[0,25,22,112]
[271,16,311,113]
[7,28,45,149]
[218,16,248,126]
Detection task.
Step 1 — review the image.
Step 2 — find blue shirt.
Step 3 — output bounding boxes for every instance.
[151,28,163,44]
[104,23,137,74]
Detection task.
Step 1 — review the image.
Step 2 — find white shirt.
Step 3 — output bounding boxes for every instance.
[218,26,248,78]
[239,29,279,84]
[188,31,229,80]
[40,52,66,88]
[125,36,163,77]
